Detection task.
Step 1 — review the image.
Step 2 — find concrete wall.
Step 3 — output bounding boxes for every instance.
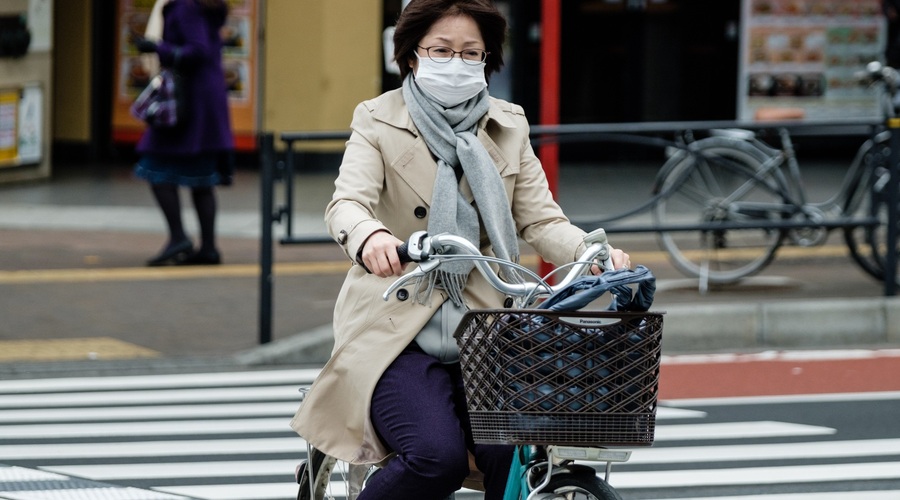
[262,0,382,142]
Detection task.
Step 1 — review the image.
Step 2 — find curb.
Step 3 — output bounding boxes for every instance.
[2,298,896,379]
[659,296,900,352]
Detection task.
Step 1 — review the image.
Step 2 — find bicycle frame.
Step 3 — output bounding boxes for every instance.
[670,125,882,225]
[661,60,896,230]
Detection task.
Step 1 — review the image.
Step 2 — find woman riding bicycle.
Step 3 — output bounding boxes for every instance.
[290,1,631,498]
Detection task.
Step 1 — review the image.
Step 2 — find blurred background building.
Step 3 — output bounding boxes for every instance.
[0,0,885,183]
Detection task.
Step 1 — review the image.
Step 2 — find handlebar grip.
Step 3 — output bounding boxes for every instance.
[397,243,412,264]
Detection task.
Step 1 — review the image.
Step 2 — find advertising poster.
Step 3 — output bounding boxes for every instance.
[0,89,18,165]
[0,85,42,168]
[739,0,885,122]
[17,84,43,164]
[111,0,258,150]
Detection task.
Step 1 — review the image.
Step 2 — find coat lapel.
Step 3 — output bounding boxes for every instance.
[370,91,519,207]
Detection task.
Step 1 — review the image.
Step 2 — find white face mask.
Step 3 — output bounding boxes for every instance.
[414,53,487,107]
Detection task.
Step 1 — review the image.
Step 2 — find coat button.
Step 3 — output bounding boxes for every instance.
[503,297,514,308]
[396,289,409,301]
[414,206,427,219]
[337,230,348,245]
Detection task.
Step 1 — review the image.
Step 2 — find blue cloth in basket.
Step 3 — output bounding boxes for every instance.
[538,265,656,312]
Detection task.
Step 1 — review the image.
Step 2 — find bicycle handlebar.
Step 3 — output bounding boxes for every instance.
[383,228,615,303]
[857,61,900,92]
[856,61,899,119]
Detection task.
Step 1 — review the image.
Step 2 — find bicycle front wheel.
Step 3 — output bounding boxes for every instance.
[296,447,338,500]
[653,138,788,284]
[541,474,623,500]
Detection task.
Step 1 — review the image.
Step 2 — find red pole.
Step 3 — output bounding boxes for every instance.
[539,0,561,279]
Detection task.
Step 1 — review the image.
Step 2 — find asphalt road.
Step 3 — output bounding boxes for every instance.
[1,352,899,500]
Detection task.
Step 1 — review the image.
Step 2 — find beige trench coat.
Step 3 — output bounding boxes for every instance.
[290,88,590,465]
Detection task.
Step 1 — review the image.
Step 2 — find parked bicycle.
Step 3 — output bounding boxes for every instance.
[649,61,899,287]
[295,228,663,500]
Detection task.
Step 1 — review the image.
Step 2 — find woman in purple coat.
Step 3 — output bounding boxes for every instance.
[133,0,234,266]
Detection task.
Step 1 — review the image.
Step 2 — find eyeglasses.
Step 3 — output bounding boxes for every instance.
[417,46,489,65]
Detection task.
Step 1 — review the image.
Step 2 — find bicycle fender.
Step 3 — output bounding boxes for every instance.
[551,463,604,479]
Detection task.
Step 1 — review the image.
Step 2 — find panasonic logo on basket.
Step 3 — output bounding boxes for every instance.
[560,317,621,326]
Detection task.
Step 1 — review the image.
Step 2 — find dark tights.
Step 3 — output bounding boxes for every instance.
[151,183,217,253]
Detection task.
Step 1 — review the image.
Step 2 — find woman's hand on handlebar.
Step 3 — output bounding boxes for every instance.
[360,230,407,277]
[610,246,631,270]
[591,246,631,275]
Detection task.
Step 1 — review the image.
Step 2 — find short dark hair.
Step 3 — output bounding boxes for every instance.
[393,0,506,82]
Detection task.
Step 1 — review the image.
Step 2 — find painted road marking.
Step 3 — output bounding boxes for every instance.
[630,438,900,464]
[0,337,159,362]
[0,243,849,285]
[0,385,301,409]
[654,421,835,441]
[610,461,900,489]
[0,368,321,393]
[0,402,301,423]
[0,437,305,460]
[2,368,896,499]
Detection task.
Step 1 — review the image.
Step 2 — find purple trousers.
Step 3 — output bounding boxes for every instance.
[358,343,514,500]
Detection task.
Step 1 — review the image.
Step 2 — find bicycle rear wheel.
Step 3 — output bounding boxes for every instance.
[652,138,787,284]
[843,165,900,287]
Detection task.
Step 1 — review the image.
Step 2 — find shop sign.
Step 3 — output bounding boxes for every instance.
[739,0,885,122]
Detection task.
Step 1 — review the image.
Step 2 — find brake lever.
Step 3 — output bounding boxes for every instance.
[583,228,615,271]
[382,258,441,301]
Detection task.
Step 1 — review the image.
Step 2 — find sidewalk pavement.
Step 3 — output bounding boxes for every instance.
[0,161,898,379]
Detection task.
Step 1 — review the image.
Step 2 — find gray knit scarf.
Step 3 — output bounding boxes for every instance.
[402,74,521,306]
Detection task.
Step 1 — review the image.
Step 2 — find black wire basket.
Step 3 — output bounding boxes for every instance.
[455,309,664,447]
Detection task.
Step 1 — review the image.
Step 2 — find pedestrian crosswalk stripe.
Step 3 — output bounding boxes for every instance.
[0,385,301,408]
[156,482,299,500]
[0,418,294,440]
[44,460,301,481]
[1,486,191,500]
[663,491,900,500]
[666,389,900,406]
[0,437,303,460]
[631,438,900,464]
[34,439,900,481]
[655,406,706,419]
[0,419,830,444]
[0,465,190,500]
[0,403,700,424]
[0,466,68,482]
[0,402,300,423]
[0,369,321,394]
[610,461,900,489]
[654,421,835,440]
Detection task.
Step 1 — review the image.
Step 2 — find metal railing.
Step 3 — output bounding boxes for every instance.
[257,119,899,343]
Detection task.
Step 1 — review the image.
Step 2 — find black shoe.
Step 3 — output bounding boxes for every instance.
[179,249,221,265]
[146,239,193,266]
